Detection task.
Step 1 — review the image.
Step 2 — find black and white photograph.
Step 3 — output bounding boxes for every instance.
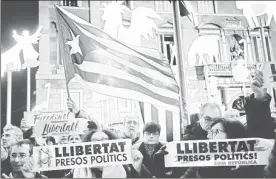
[1,0,276,178]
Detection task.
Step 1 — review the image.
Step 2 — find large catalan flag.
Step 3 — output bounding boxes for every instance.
[55,5,180,114]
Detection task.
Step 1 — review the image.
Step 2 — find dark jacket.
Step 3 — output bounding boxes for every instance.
[264,137,276,178]
[1,156,12,175]
[244,93,275,139]
[138,142,163,177]
[183,123,207,140]
[7,172,47,178]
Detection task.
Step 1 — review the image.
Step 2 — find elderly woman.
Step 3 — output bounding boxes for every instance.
[64,129,152,178]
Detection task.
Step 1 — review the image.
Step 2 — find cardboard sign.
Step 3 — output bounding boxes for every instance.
[261,62,276,88]
[165,138,273,167]
[26,111,88,137]
[33,139,132,171]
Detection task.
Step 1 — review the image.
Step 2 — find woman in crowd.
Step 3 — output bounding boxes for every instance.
[182,118,263,178]
[64,129,152,178]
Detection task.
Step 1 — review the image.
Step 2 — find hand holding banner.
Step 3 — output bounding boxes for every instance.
[260,62,276,88]
[165,138,273,167]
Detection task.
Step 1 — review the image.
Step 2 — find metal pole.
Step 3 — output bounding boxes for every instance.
[7,70,12,125]
[171,1,189,126]
[27,67,31,111]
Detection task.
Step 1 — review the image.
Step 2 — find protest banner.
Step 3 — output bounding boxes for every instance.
[25,111,89,137]
[33,139,132,171]
[165,138,273,167]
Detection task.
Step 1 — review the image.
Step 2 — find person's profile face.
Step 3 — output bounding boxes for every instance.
[10,144,31,172]
[2,131,17,148]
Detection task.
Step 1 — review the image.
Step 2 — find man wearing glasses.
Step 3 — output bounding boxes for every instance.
[2,139,47,178]
[136,122,163,178]
[121,115,140,144]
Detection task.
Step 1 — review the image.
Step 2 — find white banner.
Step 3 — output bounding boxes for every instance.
[25,111,88,137]
[33,139,132,171]
[165,138,273,167]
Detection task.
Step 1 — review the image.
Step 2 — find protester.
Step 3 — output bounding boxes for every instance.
[64,129,152,178]
[45,136,56,146]
[181,118,249,178]
[2,139,47,178]
[1,125,24,176]
[68,134,82,144]
[119,115,141,144]
[133,122,164,177]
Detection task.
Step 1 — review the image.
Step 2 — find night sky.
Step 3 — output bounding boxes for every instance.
[1,0,39,130]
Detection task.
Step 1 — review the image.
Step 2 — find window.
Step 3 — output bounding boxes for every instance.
[159,33,176,66]
[197,1,216,14]
[250,30,272,62]
[60,0,79,7]
[155,0,172,12]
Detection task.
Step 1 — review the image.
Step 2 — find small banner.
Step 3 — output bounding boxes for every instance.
[165,138,273,167]
[33,139,132,171]
[25,111,88,137]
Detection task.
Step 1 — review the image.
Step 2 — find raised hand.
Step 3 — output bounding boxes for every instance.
[21,159,36,178]
[132,149,144,173]
[67,98,79,114]
[251,70,266,100]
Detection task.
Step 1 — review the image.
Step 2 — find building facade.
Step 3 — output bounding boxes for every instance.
[37,1,276,141]
[181,1,276,115]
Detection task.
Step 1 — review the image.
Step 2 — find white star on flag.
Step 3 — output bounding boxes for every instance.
[65,32,83,56]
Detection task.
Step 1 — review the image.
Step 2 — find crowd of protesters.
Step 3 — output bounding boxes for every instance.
[1,70,276,178]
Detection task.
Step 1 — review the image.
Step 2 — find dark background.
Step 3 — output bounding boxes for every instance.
[1,0,39,131]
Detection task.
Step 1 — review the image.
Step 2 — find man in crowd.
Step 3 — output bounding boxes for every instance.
[2,139,47,178]
[119,115,141,144]
[135,122,163,177]
[1,125,23,175]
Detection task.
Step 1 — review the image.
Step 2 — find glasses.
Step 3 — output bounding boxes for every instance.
[11,153,28,160]
[207,129,225,139]
[144,132,160,136]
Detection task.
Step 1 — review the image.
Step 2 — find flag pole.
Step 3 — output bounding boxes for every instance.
[171,1,189,128]
[7,69,12,125]
[27,67,31,111]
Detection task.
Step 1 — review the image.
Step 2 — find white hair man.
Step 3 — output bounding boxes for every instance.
[1,125,23,176]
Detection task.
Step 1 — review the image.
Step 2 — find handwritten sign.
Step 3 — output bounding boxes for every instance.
[165,138,273,167]
[33,139,132,171]
[25,111,88,137]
